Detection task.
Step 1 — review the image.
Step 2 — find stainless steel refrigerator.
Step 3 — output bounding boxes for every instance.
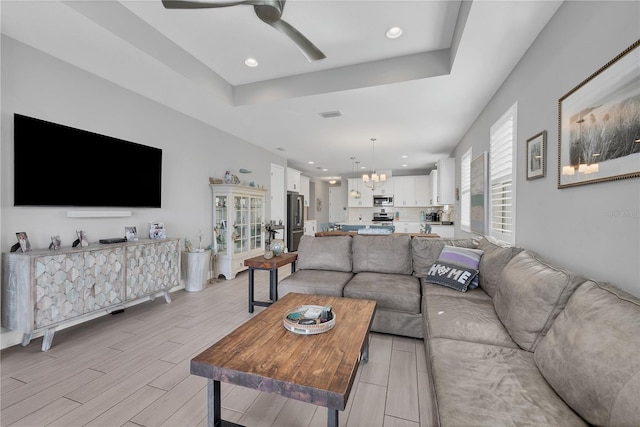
[286,191,304,252]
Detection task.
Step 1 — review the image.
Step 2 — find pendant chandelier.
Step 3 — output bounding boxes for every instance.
[349,156,361,199]
[362,138,386,190]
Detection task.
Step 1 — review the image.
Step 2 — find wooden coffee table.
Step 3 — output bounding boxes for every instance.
[191,292,377,427]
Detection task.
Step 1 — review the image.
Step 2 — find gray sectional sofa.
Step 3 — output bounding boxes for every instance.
[278,234,640,427]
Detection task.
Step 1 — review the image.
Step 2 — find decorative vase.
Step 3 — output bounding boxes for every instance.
[270,239,285,256]
[264,245,274,259]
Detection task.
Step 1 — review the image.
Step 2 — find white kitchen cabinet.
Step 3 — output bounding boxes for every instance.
[347,178,373,207]
[300,175,310,206]
[434,158,455,205]
[430,170,438,205]
[287,168,301,192]
[393,176,416,207]
[415,175,430,206]
[304,220,317,236]
[211,184,266,279]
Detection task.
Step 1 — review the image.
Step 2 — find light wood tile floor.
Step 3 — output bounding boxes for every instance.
[1,266,434,427]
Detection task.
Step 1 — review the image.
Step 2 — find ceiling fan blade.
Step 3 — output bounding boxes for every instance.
[268,18,326,62]
[161,0,257,9]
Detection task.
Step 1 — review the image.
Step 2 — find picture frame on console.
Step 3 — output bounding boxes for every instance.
[526,130,546,180]
[558,40,640,189]
[15,232,32,252]
[125,226,138,241]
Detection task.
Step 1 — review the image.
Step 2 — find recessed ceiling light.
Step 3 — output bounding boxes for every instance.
[308,161,314,164]
[244,58,258,67]
[401,155,408,158]
[322,168,328,172]
[386,27,403,39]
[402,164,408,167]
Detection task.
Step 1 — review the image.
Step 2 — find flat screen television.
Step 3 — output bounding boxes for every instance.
[14,113,162,208]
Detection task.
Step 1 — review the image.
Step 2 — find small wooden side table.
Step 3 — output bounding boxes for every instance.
[244,252,298,313]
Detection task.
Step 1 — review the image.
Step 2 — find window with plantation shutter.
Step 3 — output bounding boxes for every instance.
[460,148,472,231]
[489,103,517,245]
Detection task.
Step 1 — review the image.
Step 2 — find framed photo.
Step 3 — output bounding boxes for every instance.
[16,232,32,252]
[526,131,546,180]
[125,226,138,241]
[76,230,89,247]
[558,40,640,188]
[470,152,488,235]
[50,235,62,250]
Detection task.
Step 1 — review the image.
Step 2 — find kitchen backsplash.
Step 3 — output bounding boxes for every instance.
[348,206,454,222]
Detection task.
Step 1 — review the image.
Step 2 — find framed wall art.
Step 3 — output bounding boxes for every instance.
[470,152,488,235]
[558,39,640,188]
[526,130,546,180]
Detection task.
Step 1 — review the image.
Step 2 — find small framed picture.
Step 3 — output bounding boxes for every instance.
[50,235,62,250]
[16,232,32,252]
[76,230,89,247]
[125,226,138,241]
[526,130,546,180]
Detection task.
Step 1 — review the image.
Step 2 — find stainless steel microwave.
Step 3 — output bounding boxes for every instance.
[373,195,394,207]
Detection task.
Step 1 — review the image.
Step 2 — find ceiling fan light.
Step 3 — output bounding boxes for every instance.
[386,26,403,39]
[244,57,258,67]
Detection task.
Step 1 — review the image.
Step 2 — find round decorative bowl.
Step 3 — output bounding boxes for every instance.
[283,305,336,335]
[270,239,285,256]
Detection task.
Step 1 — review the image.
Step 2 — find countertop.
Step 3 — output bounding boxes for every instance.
[338,220,453,226]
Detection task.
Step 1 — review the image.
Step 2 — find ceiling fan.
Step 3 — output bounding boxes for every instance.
[161,0,326,62]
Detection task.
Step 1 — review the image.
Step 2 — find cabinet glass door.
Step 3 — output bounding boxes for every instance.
[250,196,263,250]
[215,195,228,253]
[234,196,250,254]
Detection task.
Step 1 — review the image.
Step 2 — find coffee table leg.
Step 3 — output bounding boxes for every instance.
[248,268,255,313]
[327,408,338,427]
[362,335,370,363]
[208,378,221,427]
[271,269,279,301]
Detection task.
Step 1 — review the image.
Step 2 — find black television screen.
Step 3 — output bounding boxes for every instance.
[14,113,162,208]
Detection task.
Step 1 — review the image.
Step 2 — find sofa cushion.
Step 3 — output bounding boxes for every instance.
[344,272,420,314]
[278,269,353,297]
[534,281,640,427]
[424,293,518,348]
[411,238,478,278]
[429,338,587,426]
[494,250,586,352]
[296,235,352,272]
[477,236,523,298]
[425,260,478,292]
[422,279,492,302]
[352,235,412,274]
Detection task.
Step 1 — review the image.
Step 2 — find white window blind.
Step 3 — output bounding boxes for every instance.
[460,148,472,231]
[489,103,517,244]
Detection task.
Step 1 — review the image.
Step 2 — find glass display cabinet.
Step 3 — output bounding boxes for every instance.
[211,184,266,279]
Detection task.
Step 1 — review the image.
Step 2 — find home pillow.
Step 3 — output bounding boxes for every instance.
[425,260,478,292]
[437,245,484,289]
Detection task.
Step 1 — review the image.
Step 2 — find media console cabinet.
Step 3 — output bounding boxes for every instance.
[1,238,180,351]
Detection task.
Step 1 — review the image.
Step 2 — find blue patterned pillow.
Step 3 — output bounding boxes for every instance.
[437,245,484,289]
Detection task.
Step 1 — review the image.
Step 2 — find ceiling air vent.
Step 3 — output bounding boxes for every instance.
[319,110,342,119]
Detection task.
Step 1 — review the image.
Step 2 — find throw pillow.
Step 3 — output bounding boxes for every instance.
[425,260,478,292]
[438,245,484,289]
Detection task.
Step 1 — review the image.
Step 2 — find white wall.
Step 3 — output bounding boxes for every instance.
[1,36,287,251]
[454,1,640,296]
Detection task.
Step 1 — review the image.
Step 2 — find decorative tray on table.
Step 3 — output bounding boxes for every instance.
[283,305,335,335]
